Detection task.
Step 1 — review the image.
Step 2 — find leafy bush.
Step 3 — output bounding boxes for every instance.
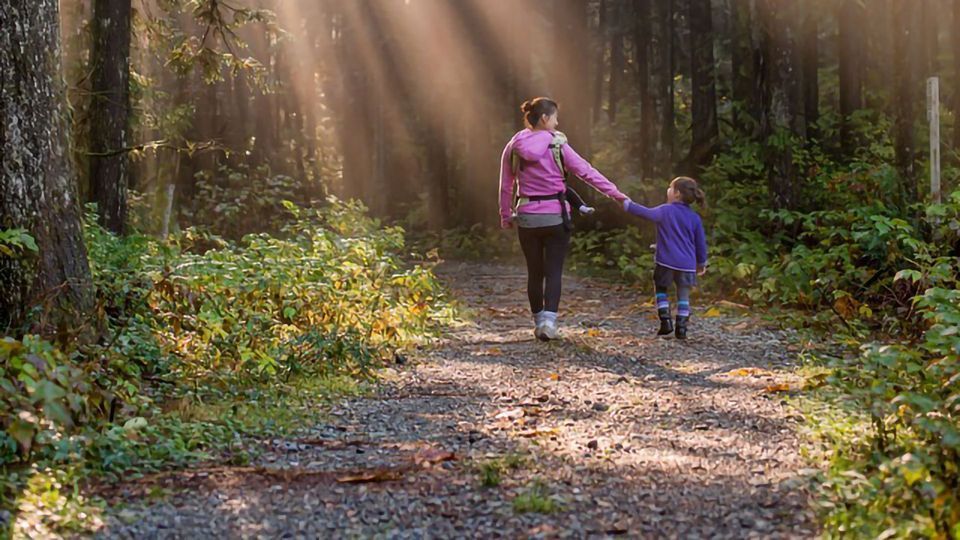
[2,198,452,531]
[185,162,324,239]
[816,282,960,538]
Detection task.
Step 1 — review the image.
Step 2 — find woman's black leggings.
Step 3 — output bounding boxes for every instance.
[518,225,571,313]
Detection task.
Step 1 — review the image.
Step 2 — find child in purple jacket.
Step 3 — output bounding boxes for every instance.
[622,177,708,339]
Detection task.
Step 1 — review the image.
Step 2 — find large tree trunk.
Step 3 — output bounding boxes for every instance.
[593,0,608,125]
[954,0,960,152]
[634,0,654,178]
[608,1,625,123]
[731,0,761,132]
[687,0,718,173]
[88,0,132,235]
[758,0,805,211]
[551,0,592,154]
[800,8,819,136]
[0,0,93,330]
[653,0,676,176]
[892,0,923,207]
[838,0,864,153]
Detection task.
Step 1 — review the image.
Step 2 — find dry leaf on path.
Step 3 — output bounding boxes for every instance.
[762,383,791,393]
[703,307,722,317]
[335,469,404,483]
[413,448,457,466]
[494,408,524,420]
[726,367,772,377]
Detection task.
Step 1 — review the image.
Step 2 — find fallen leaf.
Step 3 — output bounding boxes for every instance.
[762,383,791,393]
[703,307,722,317]
[494,408,524,420]
[336,469,404,483]
[587,328,603,337]
[548,373,560,381]
[413,448,457,466]
[726,367,771,377]
[517,426,559,438]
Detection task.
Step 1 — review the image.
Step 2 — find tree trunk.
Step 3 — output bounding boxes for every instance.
[893,0,923,207]
[552,0,592,154]
[88,0,132,235]
[730,0,758,132]
[758,0,805,211]
[838,0,864,153]
[634,0,654,177]
[687,0,718,173]
[593,0,608,125]
[0,0,93,330]
[954,0,960,152]
[608,1,625,123]
[653,0,676,176]
[800,8,819,135]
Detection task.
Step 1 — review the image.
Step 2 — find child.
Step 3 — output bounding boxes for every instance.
[622,177,707,339]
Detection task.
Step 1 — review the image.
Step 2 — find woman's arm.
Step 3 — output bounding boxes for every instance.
[499,142,517,228]
[623,199,665,222]
[561,145,627,201]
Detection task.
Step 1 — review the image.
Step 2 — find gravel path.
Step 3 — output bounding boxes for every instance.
[95,262,816,539]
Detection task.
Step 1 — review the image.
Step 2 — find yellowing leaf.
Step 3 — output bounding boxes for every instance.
[762,383,791,393]
[703,307,722,317]
[727,367,771,377]
[548,373,560,381]
[587,328,602,338]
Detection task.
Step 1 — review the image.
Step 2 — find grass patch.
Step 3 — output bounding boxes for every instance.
[512,479,560,514]
[473,453,528,488]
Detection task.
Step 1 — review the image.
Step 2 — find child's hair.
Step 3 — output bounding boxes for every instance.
[671,176,707,206]
[521,97,558,129]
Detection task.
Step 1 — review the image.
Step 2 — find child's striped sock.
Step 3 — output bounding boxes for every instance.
[656,292,670,319]
[677,286,691,318]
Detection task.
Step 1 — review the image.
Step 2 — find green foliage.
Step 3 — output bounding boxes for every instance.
[474,453,528,488]
[512,479,560,514]
[186,162,323,239]
[0,229,38,257]
[2,199,452,534]
[814,283,960,537]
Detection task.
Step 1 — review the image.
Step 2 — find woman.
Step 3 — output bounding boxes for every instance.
[499,97,628,340]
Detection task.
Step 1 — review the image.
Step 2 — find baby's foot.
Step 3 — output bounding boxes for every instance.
[579,205,595,215]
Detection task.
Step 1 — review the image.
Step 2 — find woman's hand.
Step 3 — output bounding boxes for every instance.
[697,265,707,276]
[501,216,514,230]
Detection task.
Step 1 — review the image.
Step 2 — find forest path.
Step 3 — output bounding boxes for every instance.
[96,261,816,539]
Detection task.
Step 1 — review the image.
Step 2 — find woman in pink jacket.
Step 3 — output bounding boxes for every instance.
[499,97,628,340]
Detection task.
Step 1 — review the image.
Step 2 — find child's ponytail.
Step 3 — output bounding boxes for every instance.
[671,176,707,207]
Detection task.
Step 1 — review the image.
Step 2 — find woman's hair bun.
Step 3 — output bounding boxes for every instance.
[520,100,533,113]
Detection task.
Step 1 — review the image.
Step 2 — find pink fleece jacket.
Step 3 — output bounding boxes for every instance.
[499,129,627,228]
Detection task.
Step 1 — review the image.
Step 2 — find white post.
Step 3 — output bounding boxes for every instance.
[927,77,941,205]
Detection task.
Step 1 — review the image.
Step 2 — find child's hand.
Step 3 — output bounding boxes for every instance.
[501,216,514,229]
[697,265,707,276]
[622,199,632,212]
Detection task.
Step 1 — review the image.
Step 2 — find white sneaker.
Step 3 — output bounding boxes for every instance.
[539,319,559,341]
[532,311,545,340]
